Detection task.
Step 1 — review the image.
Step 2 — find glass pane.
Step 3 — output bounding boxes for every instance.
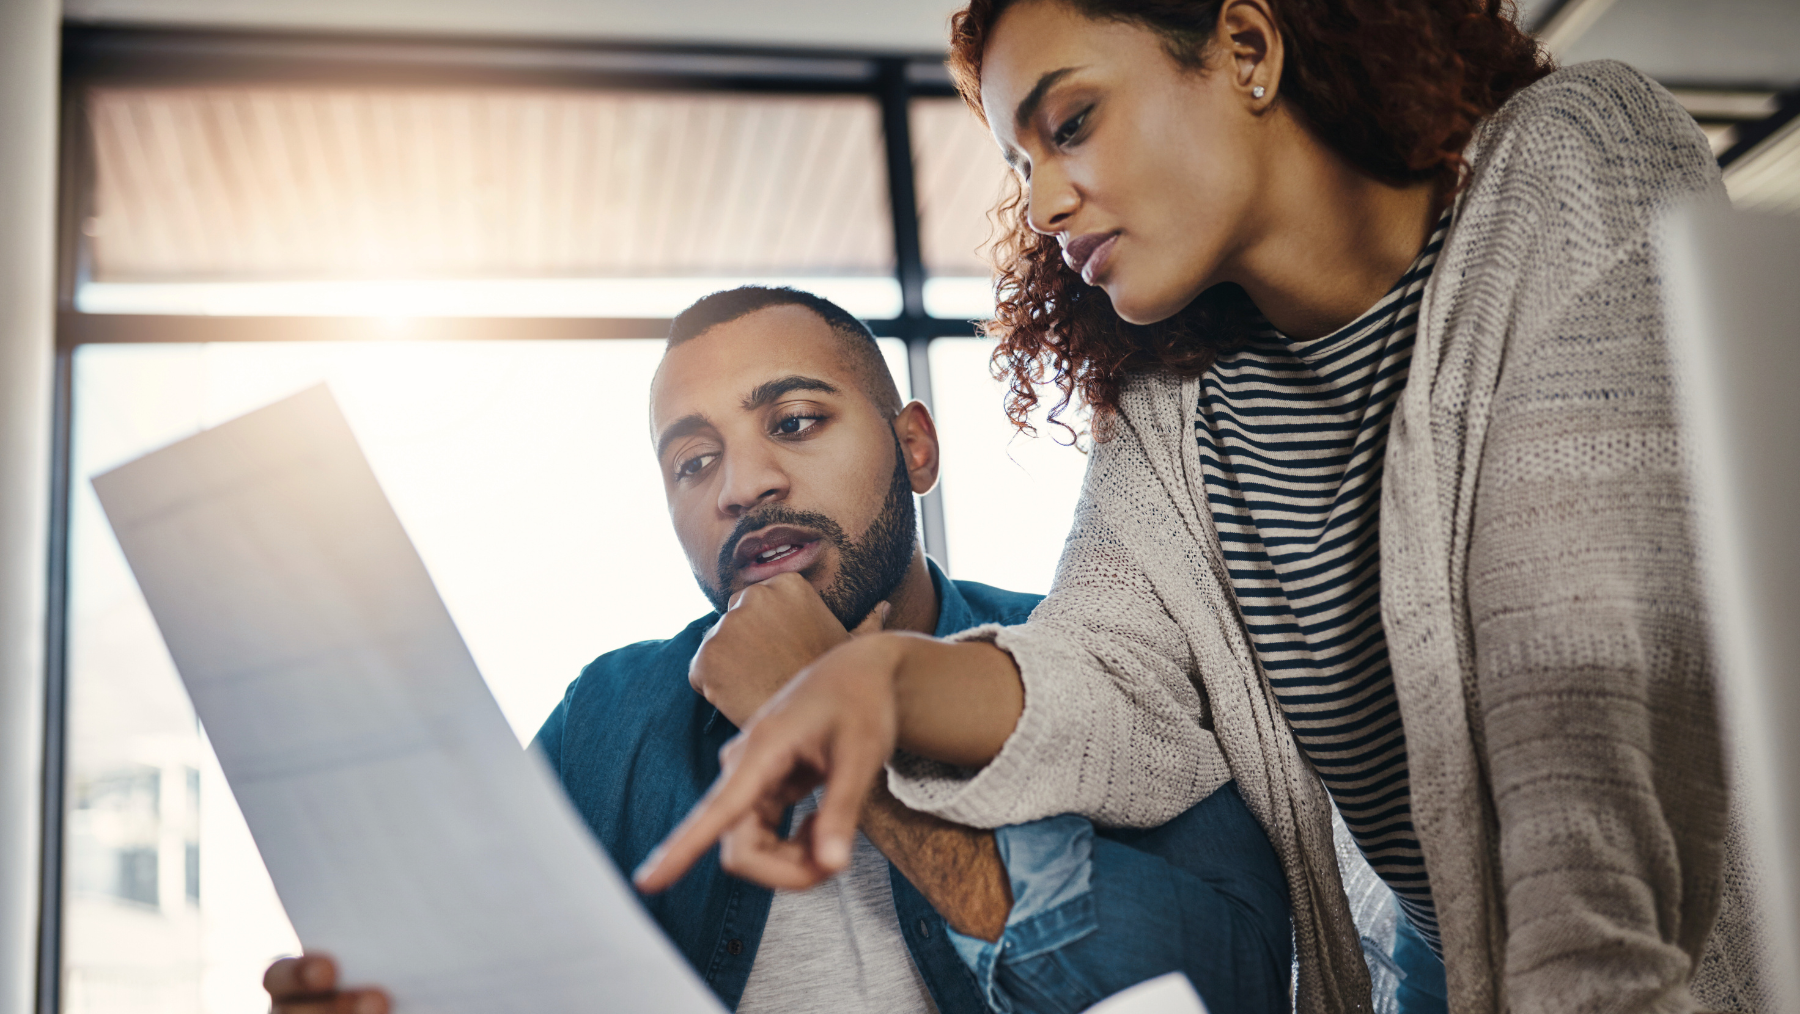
[911,97,1011,317]
[929,337,1088,593]
[62,340,752,1014]
[82,87,898,315]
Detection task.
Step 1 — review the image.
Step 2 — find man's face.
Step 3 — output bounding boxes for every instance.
[650,305,918,627]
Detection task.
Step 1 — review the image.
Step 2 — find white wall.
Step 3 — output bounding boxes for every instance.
[62,0,965,53]
[0,0,60,1013]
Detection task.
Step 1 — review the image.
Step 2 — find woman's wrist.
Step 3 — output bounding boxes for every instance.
[888,636,1024,768]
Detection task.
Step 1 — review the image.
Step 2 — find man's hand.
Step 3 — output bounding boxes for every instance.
[264,953,388,1014]
[690,571,886,728]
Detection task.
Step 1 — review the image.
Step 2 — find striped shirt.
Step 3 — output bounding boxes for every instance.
[1194,214,1450,952]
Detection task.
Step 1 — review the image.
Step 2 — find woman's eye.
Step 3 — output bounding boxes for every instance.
[1053,108,1090,147]
[675,453,716,479]
[774,414,822,437]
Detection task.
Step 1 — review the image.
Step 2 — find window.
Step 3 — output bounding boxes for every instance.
[50,29,1086,1014]
[931,339,1089,594]
[911,97,1012,320]
[81,85,904,317]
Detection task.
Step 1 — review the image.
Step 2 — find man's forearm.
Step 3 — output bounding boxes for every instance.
[860,781,1012,942]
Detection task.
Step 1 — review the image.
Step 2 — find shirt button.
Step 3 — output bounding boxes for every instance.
[725,939,744,956]
[917,919,932,938]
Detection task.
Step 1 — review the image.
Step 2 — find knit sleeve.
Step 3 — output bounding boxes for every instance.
[1465,61,1729,1014]
[887,407,1234,829]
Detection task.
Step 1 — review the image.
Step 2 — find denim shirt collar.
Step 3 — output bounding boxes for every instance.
[928,558,978,640]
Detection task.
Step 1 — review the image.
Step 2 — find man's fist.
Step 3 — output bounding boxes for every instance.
[264,953,388,1014]
[689,572,887,727]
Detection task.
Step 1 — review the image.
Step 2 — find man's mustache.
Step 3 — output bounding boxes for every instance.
[714,505,848,590]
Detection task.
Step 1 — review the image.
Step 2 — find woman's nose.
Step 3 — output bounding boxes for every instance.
[1025,167,1078,236]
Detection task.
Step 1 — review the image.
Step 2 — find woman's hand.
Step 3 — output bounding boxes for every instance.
[635,632,908,892]
[634,632,1024,893]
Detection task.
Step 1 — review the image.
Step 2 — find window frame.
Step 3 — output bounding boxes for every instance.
[42,25,986,1014]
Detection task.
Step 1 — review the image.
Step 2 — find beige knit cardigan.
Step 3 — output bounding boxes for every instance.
[891,62,1766,1013]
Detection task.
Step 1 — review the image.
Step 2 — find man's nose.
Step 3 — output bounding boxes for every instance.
[716,449,788,517]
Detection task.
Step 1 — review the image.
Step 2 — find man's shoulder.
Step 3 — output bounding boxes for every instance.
[561,613,716,712]
[948,578,1042,629]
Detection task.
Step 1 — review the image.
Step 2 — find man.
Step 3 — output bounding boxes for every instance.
[264,287,1291,1014]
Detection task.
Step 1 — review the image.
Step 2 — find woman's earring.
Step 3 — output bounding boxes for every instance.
[1252,85,1266,99]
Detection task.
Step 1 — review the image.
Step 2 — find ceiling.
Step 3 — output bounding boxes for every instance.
[1543,0,1800,90]
[60,0,969,54]
[64,0,1800,88]
[63,0,1800,267]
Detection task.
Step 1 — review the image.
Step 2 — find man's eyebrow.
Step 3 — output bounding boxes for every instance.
[655,412,713,460]
[1015,66,1081,130]
[741,375,840,412]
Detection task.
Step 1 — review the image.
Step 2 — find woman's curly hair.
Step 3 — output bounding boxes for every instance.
[948,0,1553,436]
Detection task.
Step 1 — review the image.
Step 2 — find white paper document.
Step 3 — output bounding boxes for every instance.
[1083,973,1209,1014]
[93,385,725,1014]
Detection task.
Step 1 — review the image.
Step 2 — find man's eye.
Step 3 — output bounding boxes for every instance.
[675,453,716,479]
[1053,108,1089,147]
[773,415,821,436]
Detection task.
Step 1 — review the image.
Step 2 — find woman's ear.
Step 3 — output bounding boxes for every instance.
[892,401,941,495]
[1219,0,1283,108]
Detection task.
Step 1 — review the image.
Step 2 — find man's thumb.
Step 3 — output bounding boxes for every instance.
[851,601,890,637]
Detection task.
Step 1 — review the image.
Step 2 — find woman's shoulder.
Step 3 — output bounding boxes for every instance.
[1487,60,1697,144]
[1107,369,1194,447]
[1468,60,1719,189]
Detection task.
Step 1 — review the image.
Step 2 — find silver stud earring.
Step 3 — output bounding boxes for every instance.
[1252,85,1266,99]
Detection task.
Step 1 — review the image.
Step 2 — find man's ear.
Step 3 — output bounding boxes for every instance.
[892,401,941,495]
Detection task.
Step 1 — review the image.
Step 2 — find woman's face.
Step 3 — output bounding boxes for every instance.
[980,0,1272,325]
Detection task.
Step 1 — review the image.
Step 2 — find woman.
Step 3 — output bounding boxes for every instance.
[637,1,1757,1010]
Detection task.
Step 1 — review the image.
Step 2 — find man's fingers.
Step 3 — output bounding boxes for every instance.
[334,990,391,1014]
[850,602,891,637]
[265,953,389,1014]
[265,953,336,998]
[274,990,389,1014]
[633,734,805,893]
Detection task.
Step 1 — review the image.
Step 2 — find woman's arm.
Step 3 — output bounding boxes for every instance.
[1465,63,1730,1014]
[635,398,1235,892]
[632,628,1023,893]
[890,634,1025,767]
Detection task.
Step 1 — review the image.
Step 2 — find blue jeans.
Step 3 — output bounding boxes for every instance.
[1392,901,1447,1014]
[948,782,1292,1014]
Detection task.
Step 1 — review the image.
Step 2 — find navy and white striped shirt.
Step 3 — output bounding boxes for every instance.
[1195,214,1450,951]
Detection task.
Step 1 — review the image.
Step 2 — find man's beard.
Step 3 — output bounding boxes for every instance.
[698,435,917,629]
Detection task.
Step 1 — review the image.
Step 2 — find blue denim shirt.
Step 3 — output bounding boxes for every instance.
[950,784,1292,1014]
[532,561,1293,1014]
[531,562,1036,1013]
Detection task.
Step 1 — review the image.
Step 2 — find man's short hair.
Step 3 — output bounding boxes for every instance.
[667,286,904,416]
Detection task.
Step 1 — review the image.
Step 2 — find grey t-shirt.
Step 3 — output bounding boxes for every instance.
[736,791,940,1014]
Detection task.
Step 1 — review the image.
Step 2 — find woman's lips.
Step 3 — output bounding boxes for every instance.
[1063,232,1120,285]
